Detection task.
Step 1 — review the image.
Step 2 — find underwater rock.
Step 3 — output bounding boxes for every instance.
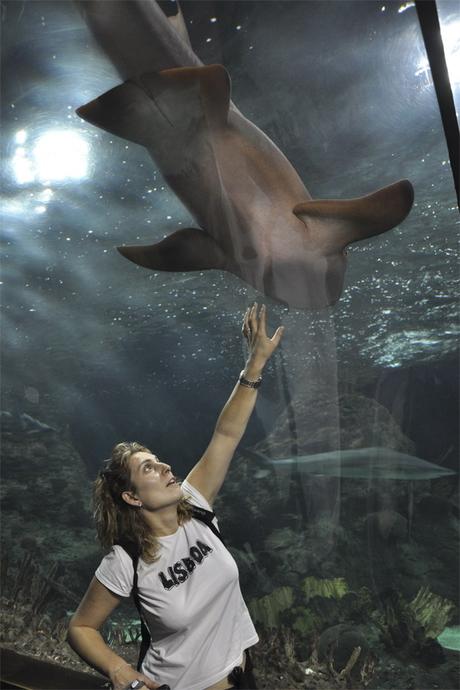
[365,510,408,542]
[1,411,98,594]
[252,391,415,458]
[317,623,372,679]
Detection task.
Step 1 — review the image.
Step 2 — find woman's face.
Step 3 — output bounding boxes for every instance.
[126,451,182,509]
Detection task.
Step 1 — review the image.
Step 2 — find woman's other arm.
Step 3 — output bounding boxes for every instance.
[67,577,159,689]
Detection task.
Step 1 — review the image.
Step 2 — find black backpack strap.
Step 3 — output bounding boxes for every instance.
[190,504,226,545]
[116,540,151,672]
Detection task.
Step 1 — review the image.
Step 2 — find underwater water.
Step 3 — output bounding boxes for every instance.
[1,1,459,689]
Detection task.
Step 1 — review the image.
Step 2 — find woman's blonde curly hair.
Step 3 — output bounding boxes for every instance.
[93,441,194,563]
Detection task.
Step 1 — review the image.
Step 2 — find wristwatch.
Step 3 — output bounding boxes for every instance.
[239,369,262,389]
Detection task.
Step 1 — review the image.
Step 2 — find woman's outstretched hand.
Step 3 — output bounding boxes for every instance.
[242,303,284,369]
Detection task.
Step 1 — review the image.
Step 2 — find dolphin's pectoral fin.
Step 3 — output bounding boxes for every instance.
[76,80,154,147]
[293,179,414,252]
[76,64,231,147]
[117,228,227,272]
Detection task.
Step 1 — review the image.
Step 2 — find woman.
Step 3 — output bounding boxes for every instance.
[67,303,284,690]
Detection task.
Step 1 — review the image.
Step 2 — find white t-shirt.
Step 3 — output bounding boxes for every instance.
[95,478,259,690]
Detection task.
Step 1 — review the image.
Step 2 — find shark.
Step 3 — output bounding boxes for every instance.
[243,446,456,481]
[75,0,415,309]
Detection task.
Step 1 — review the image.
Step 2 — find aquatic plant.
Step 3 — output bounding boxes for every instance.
[247,586,293,629]
[104,618,142,645]
[408,585,455,639]
[291,606,321,637]
[374,586,454,664]
[302,576,348,603]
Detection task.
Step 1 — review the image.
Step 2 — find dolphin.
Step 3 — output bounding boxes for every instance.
[75,0,414,309]
[243,446,456,481]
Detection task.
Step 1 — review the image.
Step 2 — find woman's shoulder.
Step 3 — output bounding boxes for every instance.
[181,478,214,511]
[99,543,136,569]
[95,545,135,598]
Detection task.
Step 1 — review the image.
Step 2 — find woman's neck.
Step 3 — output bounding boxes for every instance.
[141,504,180,537]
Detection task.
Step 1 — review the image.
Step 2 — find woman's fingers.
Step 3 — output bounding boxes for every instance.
[248,302,258,334]
[242,307,250,338]
[258,303,267,338]
[270,325,285,346]
[242,303,284,352]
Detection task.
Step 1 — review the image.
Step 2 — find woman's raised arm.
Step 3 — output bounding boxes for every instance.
[185,303,284,506]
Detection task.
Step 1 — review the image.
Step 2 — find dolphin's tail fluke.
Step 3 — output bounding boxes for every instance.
[293,179,414,252]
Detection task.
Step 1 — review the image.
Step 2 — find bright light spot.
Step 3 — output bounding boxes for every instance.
[11,129,90,184]
[15,130,27,145]
[206,37,212,43]
[210,17,217,23]
[12,148,34,184]
[415,56,430,80]
[34,206,46,214]
[33,130,89,182]
[398,2,414,13]
[236,25,242,30]
[381,5,386,11]
[38,188,54,202]
[440,20,460,84]
[415,20,460,85]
